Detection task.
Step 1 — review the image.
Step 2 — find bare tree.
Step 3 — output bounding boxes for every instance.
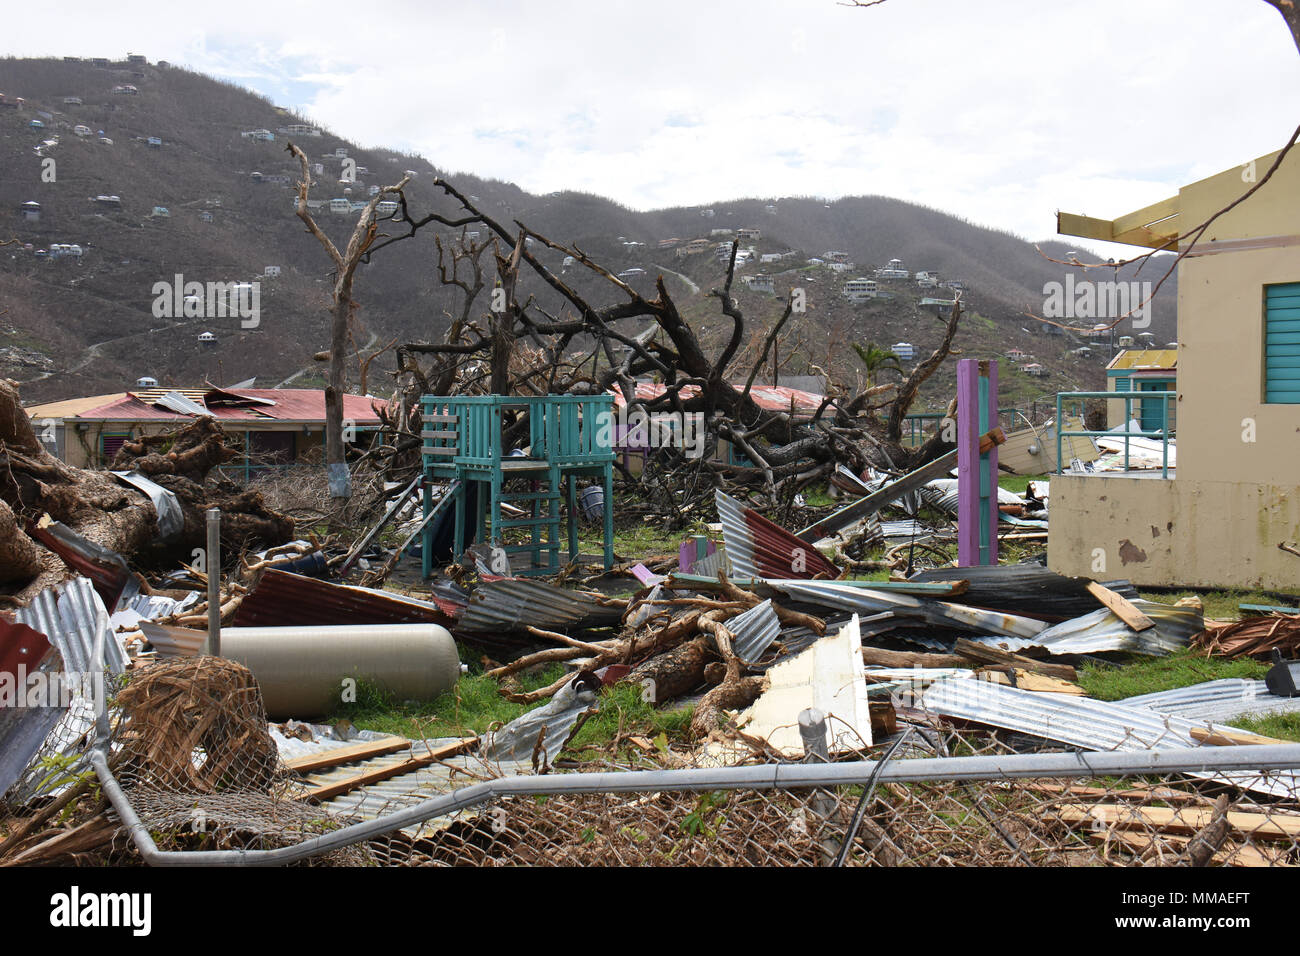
[286,141,409,502]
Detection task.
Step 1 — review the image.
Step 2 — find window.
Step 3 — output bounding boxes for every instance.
[1265,282,1300,403]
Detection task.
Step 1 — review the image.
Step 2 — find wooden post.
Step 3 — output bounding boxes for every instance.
[957,359,999,566]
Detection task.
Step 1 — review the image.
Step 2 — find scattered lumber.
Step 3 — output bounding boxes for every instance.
[952,638,1077,681]
[1057,803,1300,842]
[1190,726,1291,747]
[299,736,478,803]
[281,735,414,772]
[1085,581,1155,631]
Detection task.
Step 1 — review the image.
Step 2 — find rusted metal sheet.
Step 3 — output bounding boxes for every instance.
[716,490,840,581]
[233,568,452,628]
[456,579,626,635]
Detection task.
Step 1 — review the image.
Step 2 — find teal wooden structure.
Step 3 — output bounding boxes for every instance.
[420,395,616,577]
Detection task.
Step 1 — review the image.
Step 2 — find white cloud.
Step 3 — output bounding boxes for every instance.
[7,0,1297,246]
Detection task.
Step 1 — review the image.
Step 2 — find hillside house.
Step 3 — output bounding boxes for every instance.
[1019,363,1047,377]
[760,253,783,264]
[264,265,281,277]
[151,206,170,218]
[198,332,216,345]
[684,238,711,254]
[20,201,40,222]
[737,227,761,241]
[199,211,214,223]
[1106,348,1177,432]
[146,136,162,148]
[329,198,351,214]
[892,341,916,362]
[127,54,146,65]
[93,195,121,206]
[826,262,850,273]
[28,119,44,129]
[241,129,275,142]
[135,377,158,387]
[1048,148,1300,589]
[843,278,879,301]
[1006,348,1028,361]
[63,96,83,106]
[74,125,92,137]
[825,251,850,264]
[876,258,909,279]
[112,85,138,95]
[743,274,775,293]
[25,386,386,479]
[657,238,681,249]
[282,124,319,137]
[375,200,400,218]
[916,270,939,288]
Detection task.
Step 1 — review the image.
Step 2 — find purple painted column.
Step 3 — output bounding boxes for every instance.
[957,359,999,566]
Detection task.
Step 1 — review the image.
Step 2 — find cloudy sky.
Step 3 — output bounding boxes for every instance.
[9,0,1298,252]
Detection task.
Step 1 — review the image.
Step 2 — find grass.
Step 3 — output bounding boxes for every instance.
[326,662,695,756]
[1229,712,1300,742]
[1139,589,1300,622]
[997,473,1046,495]
[325,664,567,741]
[1077,648,1269,702]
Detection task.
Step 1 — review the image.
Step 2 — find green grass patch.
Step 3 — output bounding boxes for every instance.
[326,665,566,741]
[997,474,1046,495]
[1077,648,1269,702]
[1138,589,1300,621]
[327,669,696,754]
[1229,712,1300,743]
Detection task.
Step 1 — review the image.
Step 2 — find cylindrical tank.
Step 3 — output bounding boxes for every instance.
[219,623,459,719]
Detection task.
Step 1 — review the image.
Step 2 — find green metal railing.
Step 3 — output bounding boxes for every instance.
[1055,390,1174,479]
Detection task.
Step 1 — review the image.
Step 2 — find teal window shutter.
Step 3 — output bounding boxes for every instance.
[1265,282,1300,403]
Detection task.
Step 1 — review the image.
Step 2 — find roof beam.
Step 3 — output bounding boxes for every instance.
[1057,194,1181,250]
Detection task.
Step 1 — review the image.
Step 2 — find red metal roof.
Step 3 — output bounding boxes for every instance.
[69,388,386,424]
[610,382,825,415]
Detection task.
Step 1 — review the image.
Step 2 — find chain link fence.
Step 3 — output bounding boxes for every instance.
[5,654,1300,867]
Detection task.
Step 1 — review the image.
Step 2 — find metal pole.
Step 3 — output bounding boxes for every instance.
[799,707,840,864]
[206,507,221,657]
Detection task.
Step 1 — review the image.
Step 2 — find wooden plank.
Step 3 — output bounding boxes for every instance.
[1190,726,1291,747]
[301,736,478,803]
[1086,829,1282,867]
[421,429,460,441]
[422,414,459,424]
[952,638,1078,681]
[796,427,1005,544]
[282,735,413,772]
[423,447,459,456]
[862,646,968,669]
[1085,581,1155,631]
[982,668,1085,695]
[1057,803,1300,842]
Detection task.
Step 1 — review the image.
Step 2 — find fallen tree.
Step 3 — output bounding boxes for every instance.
[0,379,294,602]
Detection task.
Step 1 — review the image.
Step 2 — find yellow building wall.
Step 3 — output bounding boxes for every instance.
[1047,474,1300,590]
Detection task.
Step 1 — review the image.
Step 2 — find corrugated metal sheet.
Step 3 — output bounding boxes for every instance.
[716,490,840,581]
[154,390,210,416]
[456,579,625,635]
[5,578,127,802]
[728,599,782,665]
[916,678,1298,797]
[968,599,1201,657]
[909,563,1140,620]
[1122,679,1300,723]
[270,722,403,763]
[233,569,453,628]
[482,676,599,765]
[773,580,1048,640]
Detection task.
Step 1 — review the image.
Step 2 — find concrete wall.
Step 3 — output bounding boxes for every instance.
[1047,473,1300,590]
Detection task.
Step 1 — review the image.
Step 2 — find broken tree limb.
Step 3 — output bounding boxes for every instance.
[952,638,1078,681]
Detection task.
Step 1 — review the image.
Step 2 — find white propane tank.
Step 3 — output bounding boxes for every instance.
[218,623,460,719]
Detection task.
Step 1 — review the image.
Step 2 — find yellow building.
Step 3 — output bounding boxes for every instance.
[1047,148,1300,589]
[1106,348,1177,432]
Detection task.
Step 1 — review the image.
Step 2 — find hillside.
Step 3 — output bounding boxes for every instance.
[0,56,1178,412]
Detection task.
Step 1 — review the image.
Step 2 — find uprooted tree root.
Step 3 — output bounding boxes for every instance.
[114,656,282,794]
